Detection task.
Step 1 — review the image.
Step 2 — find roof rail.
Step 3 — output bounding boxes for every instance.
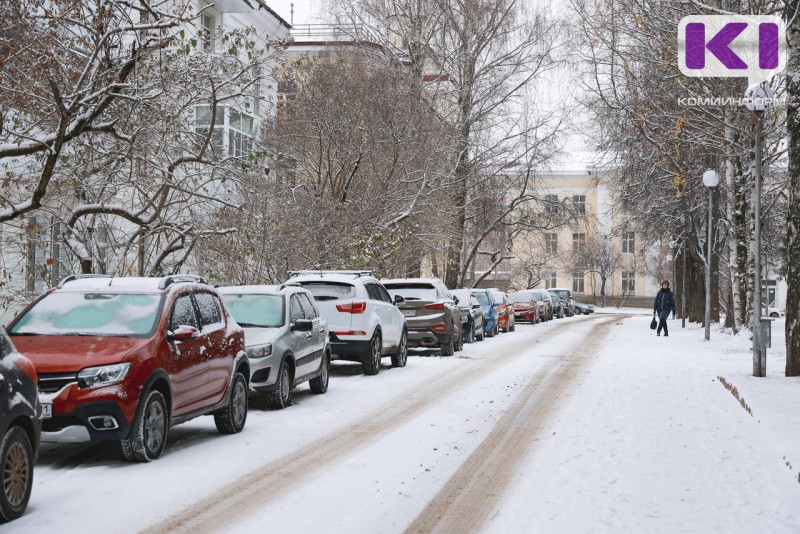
[158,275,208,290]
[57,274,113,288]
[213,283,241,289]
[288,269,375,278]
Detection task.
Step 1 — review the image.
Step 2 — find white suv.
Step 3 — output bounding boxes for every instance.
[286,271,408,375]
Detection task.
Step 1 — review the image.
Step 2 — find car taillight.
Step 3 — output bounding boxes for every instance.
[432,323,447,333]
[336,301,367,314]
[424,303,446,310]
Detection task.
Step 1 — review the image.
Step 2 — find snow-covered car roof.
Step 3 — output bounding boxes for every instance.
[216,285,282,295]
[53,275,209,294]
[381,278,441,286]
[288,273,377,286]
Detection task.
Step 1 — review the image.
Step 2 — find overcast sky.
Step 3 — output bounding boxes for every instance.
[267,0,321,26]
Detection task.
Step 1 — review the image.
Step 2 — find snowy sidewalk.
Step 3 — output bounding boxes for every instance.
[491,315,800,533]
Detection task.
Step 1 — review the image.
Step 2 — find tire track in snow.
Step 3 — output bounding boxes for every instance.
[142,316,596,533]
[404,315,622,534]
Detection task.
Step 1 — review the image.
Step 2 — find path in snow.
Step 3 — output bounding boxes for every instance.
[406,315,622,533]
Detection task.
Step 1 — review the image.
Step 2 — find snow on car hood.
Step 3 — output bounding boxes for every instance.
[9,335,150,373]
[242,327,281,347]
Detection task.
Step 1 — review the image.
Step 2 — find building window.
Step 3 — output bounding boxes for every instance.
[572,232,586,254]
[195,106,254,159]
[622,271,636,295]
[544,271,557,289]
[572,272,585,293]
[622,231,635,254]
[201,13,216,51]
[228,109,253,158]
[572,195,586,216]
[545,233,558,255]
[544,194,559,215]
[252,65,262,115]
[195,105,225,155]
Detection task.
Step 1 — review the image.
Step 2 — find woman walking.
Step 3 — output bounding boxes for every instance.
[653,280,676,337]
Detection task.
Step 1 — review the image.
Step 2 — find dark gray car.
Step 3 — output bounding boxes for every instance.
[382,278,462,356]
[219,285,330,409]
[451,289,484,343]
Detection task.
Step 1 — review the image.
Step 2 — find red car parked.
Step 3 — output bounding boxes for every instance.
[7,275,249,462]
[490,290,516,333]
[509,291,540,324]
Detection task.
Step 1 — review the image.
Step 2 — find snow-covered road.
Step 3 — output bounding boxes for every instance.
[9,313,800,533]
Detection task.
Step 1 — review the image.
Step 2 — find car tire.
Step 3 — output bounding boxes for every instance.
[362,331,382,375]
[476,323,485,341]
[441,334,455,356]
[121,389,169,463]
[486,323,495,338]
[509,321,516,332]
[391,330,408,368]
[268,359,293,408]
[215,372,248,434]
[0,427,33,523]
[454,329,464,352]
[464,321,475,344]
[310,351,330,393]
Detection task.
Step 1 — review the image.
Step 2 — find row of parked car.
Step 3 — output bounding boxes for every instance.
[0,270,594,522]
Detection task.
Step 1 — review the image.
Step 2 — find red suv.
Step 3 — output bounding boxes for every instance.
[7,275,249,462]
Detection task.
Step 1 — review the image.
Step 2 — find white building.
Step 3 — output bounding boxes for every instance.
[0,1,290,325]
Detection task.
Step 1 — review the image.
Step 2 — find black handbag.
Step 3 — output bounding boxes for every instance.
[650,316,657,330]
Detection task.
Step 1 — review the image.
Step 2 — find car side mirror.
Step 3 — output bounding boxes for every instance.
[168,325,199,342]
[394,295,405,305]
[291,319,314,332]
[453,296,459,305]
[472,303,481,309]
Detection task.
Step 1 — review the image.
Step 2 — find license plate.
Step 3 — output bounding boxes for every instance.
[402,309,417,317]
[41,403,52,419]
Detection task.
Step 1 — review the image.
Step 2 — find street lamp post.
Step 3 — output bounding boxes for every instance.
[702,169,720,341]
[745,83,772,377]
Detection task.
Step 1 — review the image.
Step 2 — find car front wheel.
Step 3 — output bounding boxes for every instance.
[0,427,33,523]
[121,389,169,463]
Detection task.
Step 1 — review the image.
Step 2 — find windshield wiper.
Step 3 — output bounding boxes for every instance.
[9,332,42,336]
[236,322,276,328]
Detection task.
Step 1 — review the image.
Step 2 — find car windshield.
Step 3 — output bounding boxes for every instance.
[451,290,471,304]
[531,292,544,301]
[9,292,163,337]
[472,292,490,305]
[297,282,357,301]
[551,290,569,299]
[508,292,534,303]
[384,283,437,301]
[222,294,284,328]
[491,291,504,302]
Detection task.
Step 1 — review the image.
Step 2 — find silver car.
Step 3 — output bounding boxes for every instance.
[451,289,485,343]
[218,285,330,409]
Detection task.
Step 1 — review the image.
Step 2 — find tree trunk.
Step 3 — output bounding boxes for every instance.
[786,0,800,376]
[724,106,743,333]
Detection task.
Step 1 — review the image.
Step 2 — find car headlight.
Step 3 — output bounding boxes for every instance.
[77,363,131,389]
[246,344,272,359]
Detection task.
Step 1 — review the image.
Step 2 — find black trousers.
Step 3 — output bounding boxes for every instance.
[657,316,668,335]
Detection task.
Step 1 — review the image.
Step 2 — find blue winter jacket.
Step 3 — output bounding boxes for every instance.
[654,289,676,320]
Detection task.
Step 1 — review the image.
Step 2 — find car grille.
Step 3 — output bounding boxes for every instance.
[38,372,78,394]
